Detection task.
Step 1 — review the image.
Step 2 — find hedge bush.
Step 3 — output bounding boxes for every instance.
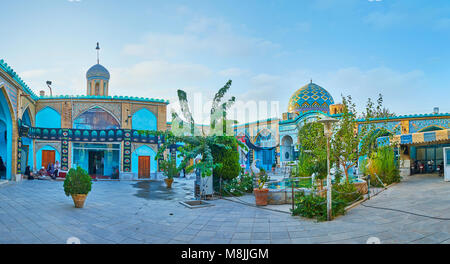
[63,167,92,196]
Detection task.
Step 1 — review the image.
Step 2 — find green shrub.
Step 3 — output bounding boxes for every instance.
[332,182,362,205]
[291,192,327,220]
[238,172,254,193]
[212,136,241,181]
[219,172,254,196]
[160,157,179,179]
[291,184,359,221]
[259,167,266,176]
[369,146,400,186]
[63,167,92,196]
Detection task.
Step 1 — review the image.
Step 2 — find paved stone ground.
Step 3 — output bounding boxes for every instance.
[0,174,449,244]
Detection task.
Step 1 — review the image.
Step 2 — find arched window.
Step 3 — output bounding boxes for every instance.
[281,135,294,161]
[73,107,119,130]
[21,108,32,127]
[132,108,157,131]
[36,107,61,128]
[255,129,276,148]
[95,83,100,95]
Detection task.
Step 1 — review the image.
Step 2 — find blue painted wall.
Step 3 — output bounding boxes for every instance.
[0,90,12,180]
[36,145,60,171]
[132,108,157,131]
[131,145,157,174]
[36,107,61,128]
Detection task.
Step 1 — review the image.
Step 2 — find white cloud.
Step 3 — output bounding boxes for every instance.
[320,67,428,114]
[109,60,213,97]
[20,69,52,79]
[123,17,280,59]
[218,68,249,78]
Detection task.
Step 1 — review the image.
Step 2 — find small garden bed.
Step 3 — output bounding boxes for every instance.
[179,200,214,209]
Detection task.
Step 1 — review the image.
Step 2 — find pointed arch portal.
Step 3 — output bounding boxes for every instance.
[73,106,120,130]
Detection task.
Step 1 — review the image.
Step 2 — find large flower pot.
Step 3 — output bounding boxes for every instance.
[71,194,87,208]
[254,188,269,206]
[165,178,174,188]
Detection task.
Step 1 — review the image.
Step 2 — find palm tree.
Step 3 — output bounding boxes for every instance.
[156,80,245,199]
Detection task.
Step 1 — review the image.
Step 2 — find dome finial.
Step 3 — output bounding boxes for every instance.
[96,42,100,64]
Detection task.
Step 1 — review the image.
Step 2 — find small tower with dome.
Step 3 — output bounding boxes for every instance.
[86,43,110,96]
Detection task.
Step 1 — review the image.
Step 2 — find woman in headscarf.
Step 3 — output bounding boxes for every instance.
[24,166,33,180]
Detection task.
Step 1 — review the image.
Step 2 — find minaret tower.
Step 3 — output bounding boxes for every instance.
[86,42,110,96]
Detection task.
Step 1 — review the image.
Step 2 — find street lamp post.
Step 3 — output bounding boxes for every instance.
[318,116,338,221]
[46,81,53,97]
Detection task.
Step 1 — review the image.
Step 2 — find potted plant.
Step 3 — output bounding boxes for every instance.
[254,172,269,206]
[63,167,92,208]
[272,163,276,172]
[160,158,178,188]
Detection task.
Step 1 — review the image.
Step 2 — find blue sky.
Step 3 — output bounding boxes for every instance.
[1,0,449,123]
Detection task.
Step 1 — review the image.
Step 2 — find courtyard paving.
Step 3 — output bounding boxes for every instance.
[0,174,449,244]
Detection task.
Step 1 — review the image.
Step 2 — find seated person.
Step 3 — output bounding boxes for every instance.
[47,163,55,179]
[53,161,61,178]
[24,166,34,180]
[37,166,50,180]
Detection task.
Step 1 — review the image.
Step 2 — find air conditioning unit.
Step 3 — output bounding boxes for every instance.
[195,172,213,199]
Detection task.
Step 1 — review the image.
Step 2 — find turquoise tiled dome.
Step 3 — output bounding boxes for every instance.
[288,82,334,114]
[86,64,110,80]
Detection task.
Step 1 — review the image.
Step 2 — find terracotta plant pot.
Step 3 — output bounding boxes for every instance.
[71,194,87,208]
[254,188,269,206]
[165,178,174,188]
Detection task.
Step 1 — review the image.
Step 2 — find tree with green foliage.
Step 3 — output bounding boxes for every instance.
[211,136,241,180]
[297,122,328,180]
[367,146,400,186]
[360,94,395,120]
[331,95,368,183]
[159,155,179,179]
[157,80,246,191]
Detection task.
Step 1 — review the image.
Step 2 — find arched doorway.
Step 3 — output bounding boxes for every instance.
[281,135,294,162]
[254,129,276,171]
[131,145,157,179]
[21,108,34,172]
[0,87,13,180]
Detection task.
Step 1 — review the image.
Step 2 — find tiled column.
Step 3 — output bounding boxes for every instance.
[61,129,69,171]
[122,130,132,172]
[16,136,22,174]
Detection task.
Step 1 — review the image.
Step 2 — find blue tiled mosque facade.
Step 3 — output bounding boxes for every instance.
[234,81,450,176]
[0,56,168,181]
[0,55,449,181]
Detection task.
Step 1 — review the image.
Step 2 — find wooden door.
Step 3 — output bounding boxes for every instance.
[138,156,150,179]
[42,150,55,169]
